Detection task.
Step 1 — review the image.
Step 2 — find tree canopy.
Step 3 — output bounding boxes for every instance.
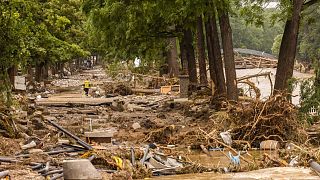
[0,0,89,76]
[1,0,320,100]
[298,4,320,63]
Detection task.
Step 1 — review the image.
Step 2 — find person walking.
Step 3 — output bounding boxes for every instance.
[83,79,91,96]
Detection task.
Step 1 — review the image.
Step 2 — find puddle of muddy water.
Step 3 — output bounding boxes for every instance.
[187,150,231,167]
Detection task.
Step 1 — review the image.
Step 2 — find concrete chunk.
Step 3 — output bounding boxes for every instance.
[132,122,141,130]
[63,159,102,180]
[21,141,36,150]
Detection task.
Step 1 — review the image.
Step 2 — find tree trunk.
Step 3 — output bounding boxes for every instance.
[161,49,169,76]
[27,66,34,82]
[196,16,208,86]
[51,64,57,76]
[167,38,179,78]
[209,13,226,95]
[35,63,44,82]
[274,0,304,92]
[218,10,238,101]
[75,59,79,69]
[96,55,100,65]
[205,17,218,87]
[43,60,49,80]
[180,38,188,75]
[7,66,17,85]
[57,62,64,77]
[183,29,198,87]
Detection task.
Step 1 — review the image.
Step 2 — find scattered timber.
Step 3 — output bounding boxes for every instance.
[235,56,278,69]
[48,120,93,150]
[132,88,160,94]
[35,97,118,107]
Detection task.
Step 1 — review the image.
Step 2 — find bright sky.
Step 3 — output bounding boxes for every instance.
[265,2,279,9]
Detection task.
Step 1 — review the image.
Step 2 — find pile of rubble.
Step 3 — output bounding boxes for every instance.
[0,102,213,179]
[51,79,82,88]
[1,66,320,179]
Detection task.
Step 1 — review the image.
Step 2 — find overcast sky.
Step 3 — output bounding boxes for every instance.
[265,2,279,9]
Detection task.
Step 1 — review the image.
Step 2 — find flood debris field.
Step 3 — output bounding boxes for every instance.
[1,66,320,179]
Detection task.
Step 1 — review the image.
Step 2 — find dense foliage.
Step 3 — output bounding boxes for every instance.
[231,11,284,54]
[0,0,90,104]
[298,4,320,63]
[82,0,207,65]
[0,0,89,78]
[1,0,320,101]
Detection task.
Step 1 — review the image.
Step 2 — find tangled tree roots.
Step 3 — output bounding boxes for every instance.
[114,84,133,96]
[103,83,133,96]
[143,125,179,144]
[144,94,308,150]
[229,94,308,146]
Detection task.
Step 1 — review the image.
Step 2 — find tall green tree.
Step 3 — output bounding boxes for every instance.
[0,0,33,83]
[0,0,89,89]
[29,0,89,81]
[84,0,242,98]
[196,16,208,86]
[205,9,226,96]
[274,0,305,92]
[83,0,204,78]
[235,0,319,93]
[272,0,320,92]
[231,11,284,54]
[298,4,320,63]
[217,0,238,100]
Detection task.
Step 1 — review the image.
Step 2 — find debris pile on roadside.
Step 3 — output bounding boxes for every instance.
[228,94,308,145]
[51,79,82,88]
[1,67,320,179]
[103,82,133,96]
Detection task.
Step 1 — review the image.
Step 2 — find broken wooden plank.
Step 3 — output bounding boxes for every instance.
[35,97,118,106]
[132,88,160,94]
[85,131,114,144]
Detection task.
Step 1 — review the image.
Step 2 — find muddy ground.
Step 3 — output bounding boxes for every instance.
[0,66,319,179]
